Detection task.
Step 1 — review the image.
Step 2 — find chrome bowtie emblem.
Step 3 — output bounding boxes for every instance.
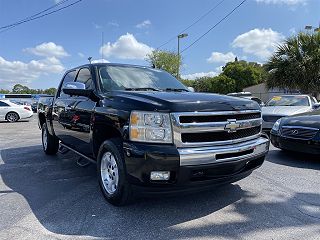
[291,129,299,135]
[225,119,240,133]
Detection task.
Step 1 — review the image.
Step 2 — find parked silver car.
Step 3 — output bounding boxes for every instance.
[262,95,319,131]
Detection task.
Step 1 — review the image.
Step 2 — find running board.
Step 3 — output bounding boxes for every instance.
[59,142,96,165]
[58,145,69,154]
[77,157,91,167]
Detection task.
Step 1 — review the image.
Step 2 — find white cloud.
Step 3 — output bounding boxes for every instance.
[0,56,64,89]
[108,21,119,27]
[25,42,69,58]
[135,20,152,29]
[289,27,296,35]
[78,52,85,58]
[232,28,284,60]
[181,71,218,80]
[93,22,102,29]
[100,33,153,60]
[215,66,223,73]
[207,52,236,64]
[256,0,307,5]
[91,59,110,63]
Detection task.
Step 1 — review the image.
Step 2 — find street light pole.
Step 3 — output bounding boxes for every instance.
[177,33,188,79]
[305,22,320,32]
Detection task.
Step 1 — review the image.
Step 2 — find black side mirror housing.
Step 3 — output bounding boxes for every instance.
[62,85,100,102]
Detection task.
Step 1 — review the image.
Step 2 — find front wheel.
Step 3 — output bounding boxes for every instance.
[97,139,132,206]
[42,123,59,155]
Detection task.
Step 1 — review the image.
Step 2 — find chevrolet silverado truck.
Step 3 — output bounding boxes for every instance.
[38,63,269,206]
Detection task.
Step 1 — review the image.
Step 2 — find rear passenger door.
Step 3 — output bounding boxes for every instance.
[52,70,77,144]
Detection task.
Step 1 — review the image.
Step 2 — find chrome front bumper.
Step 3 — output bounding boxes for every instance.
[178,137,269,166]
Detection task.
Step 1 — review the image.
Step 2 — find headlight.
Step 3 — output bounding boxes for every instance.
[129,111,173,143]
[272,119,282,132]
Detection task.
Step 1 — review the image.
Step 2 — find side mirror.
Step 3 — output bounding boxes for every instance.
[62,82,99,102]
[187,87,195,92]
[312,103,320,109]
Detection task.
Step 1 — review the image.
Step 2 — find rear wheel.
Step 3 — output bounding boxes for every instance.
[6,112,19,122]
[42,123,59,155]
[97,139,132,206]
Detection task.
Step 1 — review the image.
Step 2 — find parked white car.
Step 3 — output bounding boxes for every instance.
[0,99,33,122]
[262,95,319,131]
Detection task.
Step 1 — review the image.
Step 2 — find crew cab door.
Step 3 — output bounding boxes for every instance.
[52,70,77,144]
[65,67,96,156]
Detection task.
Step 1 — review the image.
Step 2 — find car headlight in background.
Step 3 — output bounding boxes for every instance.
[129,111,173,143]
[272,118,282,133]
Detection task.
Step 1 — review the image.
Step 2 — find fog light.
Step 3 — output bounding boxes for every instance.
[150,171,170,181]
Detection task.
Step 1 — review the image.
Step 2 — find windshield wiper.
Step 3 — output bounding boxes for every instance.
[125,87,160,91]
[165,88,189,92]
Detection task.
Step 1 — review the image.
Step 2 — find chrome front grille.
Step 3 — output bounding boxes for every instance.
[171,110,262,147]
[281,126,319,140]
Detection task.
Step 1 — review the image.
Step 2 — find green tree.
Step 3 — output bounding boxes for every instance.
[193,75,235,94]
[146,50,181,77]
[0,89,10,94]
[265,32,320,95]
[180,79,195,88]
[222,60,267,92]
[211,75,236,94]
[44,88,57,95]
[12,84,30,94]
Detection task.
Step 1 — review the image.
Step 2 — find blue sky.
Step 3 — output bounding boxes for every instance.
[0,0,319,90]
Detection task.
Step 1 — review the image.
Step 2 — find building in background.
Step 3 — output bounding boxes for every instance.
[243,83,302,103]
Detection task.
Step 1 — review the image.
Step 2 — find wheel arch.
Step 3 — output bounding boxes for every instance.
[92,124,123,159]
[38,112,46,129]
[5,111,20,121]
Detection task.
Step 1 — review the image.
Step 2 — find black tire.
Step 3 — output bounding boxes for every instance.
[42,123,59,155]
[6,112,19,122]
[97,139,132,206]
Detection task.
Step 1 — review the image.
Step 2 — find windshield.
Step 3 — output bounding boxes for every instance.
[267,96,310,107]
[98,65,188,92]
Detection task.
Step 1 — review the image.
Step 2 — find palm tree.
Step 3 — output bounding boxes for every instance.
[265,32,320,96]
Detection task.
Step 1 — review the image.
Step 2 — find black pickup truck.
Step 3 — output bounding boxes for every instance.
[38,63,269,205]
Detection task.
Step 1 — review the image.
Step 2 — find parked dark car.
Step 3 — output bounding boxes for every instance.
[38,63,269,206]
[270,109,320,154]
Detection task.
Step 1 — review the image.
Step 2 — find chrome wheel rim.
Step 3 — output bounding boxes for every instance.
[100,152,119,195]
[42,129,48,150]
[7,113,18,122]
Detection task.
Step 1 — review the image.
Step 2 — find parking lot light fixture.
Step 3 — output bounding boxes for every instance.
[177,33,188,79]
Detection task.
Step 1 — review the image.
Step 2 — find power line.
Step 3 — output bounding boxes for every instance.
[0,0,71,30]
[181,0,247,54]
[156,0,226,50]
[0,0,83,33]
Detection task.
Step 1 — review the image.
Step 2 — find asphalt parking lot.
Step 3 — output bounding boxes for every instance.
[0,117,320,240]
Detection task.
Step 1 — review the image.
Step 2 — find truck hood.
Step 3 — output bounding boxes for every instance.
[262,106,311,116]
[102,91,260,112]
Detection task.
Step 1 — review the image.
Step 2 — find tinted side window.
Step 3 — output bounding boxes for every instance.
[0,101,9,107]
[76,68,93,90]
[59,70,77,98]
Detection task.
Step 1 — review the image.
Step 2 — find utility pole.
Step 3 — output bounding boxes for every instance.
[177,33,188,79]
[101,32,104,60]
